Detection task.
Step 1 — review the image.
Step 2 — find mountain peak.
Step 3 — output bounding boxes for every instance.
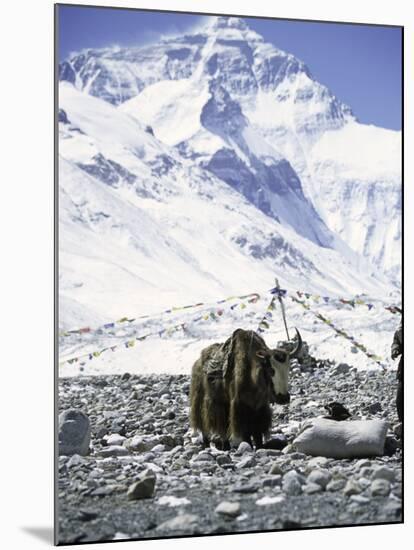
[208,16,250,32]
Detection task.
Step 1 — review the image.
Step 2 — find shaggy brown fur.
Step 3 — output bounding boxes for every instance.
[190,329,276,449]
[225,329,275,448]
[189,343,230,449]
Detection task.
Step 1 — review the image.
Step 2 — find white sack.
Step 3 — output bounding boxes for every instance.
[292,418,388,458]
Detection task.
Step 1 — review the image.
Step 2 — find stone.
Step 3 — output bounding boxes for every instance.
[192,451,215,463]
[359,467,374,478]
[156,514,198,532]
[282,472,303,496]
[104,434,126,446]
[215,501,241,517]
[59,409,91,456]
[268,463,284,476]
[343,480,361,496]
[232,483,260,493]
[326,478,347,492]
[283,470,306,485]
[290,452,307,460]
[67,454,87,468]
[236,456,256,469]
[127,470,156,500]
[78,508,99,522]
[256,495,285,506]
[334,363,351,375]
[216,454,232,466]
[370,479,391,497]
[357,477,371,489]
[235,441,253,455]
[372,466,396,483]
[99,445,129,458]
[262,475,282,488]
[151,444,166,453]
[350,495,370,504]
[303,482,323,494]
[383,500,402,516]
[367,402,382,414]
[125,436,148,452]
[307,469,332,489]
[354,459,372,470]
[393,423,402,439]
[307,456,330,469]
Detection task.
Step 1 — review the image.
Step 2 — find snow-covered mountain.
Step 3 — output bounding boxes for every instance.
[59,15,401,281]
[58,81,391,329]
[58,15,401,337]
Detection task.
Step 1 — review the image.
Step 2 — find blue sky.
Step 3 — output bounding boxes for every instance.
[57,5,402,131]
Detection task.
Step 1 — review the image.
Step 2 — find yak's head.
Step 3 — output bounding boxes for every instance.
[256,328,303,405]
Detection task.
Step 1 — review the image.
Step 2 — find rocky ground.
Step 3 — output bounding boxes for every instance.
[57,357,402,544]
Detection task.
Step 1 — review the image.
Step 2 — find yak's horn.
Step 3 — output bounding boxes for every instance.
[288,328,303,358]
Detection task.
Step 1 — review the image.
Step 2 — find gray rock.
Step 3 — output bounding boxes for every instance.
[343,480,361,496]
[125,436,148,452]
[350,495,370,504]
[303,482,323,494]
[59,409,91,456]
[157,514,198,532]
[100,445,129,458]
[370,479,391,497]
[326,478,347,492]
[127,470,156,500]
[357,477,371,489]
[383,499,402,515]
[359,467,374,478]
[372,466,396,483]
[103,434,126,446]
[282,477,302,496]
[354,459,372,470]
[282,471,303,495]
[236,456,256,469]
[235,441,253,455]
[307,456,330,469]
[307,469,332,489]
[216,454,232,466]
[151,444,167,453]
[334,363,351,375]
[283,470,306,485]
[67,454,87,468]
[290,452,307,460]
[215,501,241,517]
[90,486,117,497]
[367,402,382,414]
[262,475,282,488]
[268,463,283,476]
[192,451,215,463]
[232,482,260,493]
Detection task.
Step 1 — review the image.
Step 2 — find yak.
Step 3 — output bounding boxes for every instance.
[189,327,302,450]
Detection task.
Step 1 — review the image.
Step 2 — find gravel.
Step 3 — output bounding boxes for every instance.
[57,363,402,544]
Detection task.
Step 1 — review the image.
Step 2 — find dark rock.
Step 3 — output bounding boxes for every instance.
[77,508,99,522]
[283,520,302,530]
[127,470,156,500]
[367,402,382,414]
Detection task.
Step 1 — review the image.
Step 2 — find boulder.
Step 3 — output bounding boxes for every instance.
[59,409,91,456]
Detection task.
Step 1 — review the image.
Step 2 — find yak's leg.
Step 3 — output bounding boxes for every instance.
[253,432,263,449]
[202,433,210,448]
